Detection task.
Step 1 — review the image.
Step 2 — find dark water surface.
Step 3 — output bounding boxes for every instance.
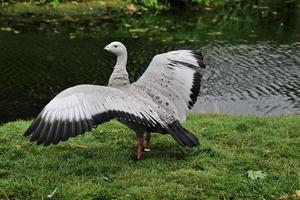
[0,7,300,123]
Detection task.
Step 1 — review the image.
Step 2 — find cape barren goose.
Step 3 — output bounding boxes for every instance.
[24,41,206,160]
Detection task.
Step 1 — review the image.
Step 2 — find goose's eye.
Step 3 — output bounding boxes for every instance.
[114,45,117,48]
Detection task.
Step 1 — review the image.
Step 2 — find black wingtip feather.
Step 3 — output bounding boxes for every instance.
[61,121,70,141]
[93,112,110,125]
[44,120,58,146]
[36,122,51,145]
[192,50,206,69]
[188,70,202,109]
[24,116,41,136]
[52,121,64,145]
[25,108,161,146]
[30,119,46,142]
[70,120,77,138]
[166,121,199,147]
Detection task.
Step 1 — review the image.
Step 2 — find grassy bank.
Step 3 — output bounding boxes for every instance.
[2,0,299,17]
[1,1,299,44]
[0,115,299,199]
[0,0,128,16]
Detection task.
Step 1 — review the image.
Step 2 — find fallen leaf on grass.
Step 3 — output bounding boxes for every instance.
[279,192,298,200]
[247,170,267,180]
[47,188,58,199]
[204,7,212,11]
[1,27,14,32]
[73,144,88,149]
[62,15,78,22]
[129,28,149,33]
[212,16,219,23]
[127,3,137,14]
[279,194,289,199]
[207,31,222,36]
[103,176,112,182]
[296,190,300,199]
[69,33,76,39]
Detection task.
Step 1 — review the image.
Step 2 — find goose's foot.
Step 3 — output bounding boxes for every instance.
[144,132,151,152]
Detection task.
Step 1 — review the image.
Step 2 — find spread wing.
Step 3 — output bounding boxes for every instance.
[136,50,206,122]
[24,84,163,146]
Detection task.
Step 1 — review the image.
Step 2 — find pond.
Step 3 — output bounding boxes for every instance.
[0,5,299,123]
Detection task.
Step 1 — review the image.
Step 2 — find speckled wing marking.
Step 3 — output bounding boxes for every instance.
[24,84,164,146]
[136,50,206,122]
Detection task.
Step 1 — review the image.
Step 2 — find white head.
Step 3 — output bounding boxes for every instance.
[104,41,127,56]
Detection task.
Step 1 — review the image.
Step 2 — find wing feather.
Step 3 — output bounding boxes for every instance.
[136,50,206,122]
[24,84,163,145]
[52,112,63,145]
[44,119,58,146]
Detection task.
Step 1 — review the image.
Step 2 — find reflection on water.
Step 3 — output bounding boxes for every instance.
[0,8,299,122]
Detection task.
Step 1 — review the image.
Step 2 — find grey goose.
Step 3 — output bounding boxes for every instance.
[24,41,206,160]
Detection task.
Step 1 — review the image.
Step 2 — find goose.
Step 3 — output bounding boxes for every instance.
[24,41,206,160]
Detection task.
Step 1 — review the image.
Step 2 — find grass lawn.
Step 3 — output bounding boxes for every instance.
[0,115,299,199]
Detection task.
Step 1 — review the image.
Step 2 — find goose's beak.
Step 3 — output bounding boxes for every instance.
[104,45,110,51]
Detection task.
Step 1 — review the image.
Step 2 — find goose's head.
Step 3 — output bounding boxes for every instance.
[104,41,127,56]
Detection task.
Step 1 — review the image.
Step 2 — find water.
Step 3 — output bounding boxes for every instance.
[198,41,300,115]
[0,7,299,123]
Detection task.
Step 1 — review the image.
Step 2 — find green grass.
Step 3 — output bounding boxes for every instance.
[0,115,299,199]
[0,0,127,16]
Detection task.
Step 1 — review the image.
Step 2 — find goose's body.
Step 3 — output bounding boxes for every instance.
[24,41,206,160]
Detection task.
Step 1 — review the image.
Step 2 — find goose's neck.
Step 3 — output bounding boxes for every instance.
[108,52,130,87]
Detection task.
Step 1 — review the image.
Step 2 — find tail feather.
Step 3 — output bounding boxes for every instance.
[166,122,199,147]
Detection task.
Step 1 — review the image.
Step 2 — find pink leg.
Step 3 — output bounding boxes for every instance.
[144,132,151,152]
[137,137,144,160]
